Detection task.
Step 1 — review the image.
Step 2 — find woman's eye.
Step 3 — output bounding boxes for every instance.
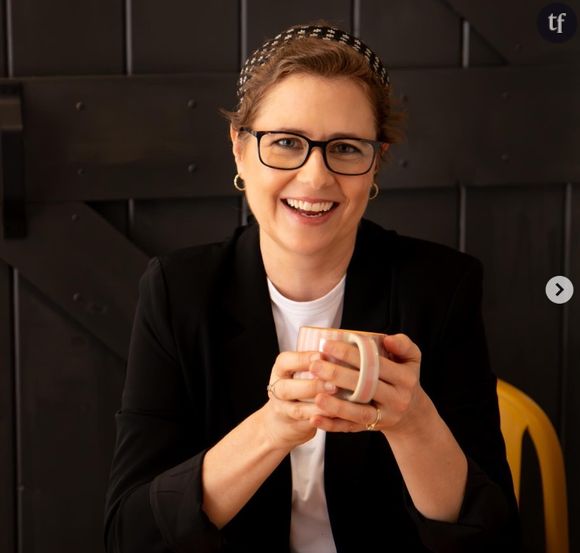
[274,137,301,149]
[330,141,362,155]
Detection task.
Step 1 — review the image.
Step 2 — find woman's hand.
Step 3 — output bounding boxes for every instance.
[307,333,428,436]
[262,351,338,450]
[306,333,469,522]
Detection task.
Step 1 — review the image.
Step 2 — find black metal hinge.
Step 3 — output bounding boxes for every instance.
[0,83,26,239]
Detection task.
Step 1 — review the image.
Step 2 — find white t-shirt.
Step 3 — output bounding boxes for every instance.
[267,276,346,553]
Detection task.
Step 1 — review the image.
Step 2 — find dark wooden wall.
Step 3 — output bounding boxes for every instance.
[0,1,579,552]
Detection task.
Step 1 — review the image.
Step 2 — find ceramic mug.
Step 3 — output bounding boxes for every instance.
[296,326,386,403]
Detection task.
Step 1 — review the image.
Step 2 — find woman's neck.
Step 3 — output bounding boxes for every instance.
[259,231,355,302]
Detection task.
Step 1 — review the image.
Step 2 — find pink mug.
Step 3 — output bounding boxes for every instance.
[296,326,386,403]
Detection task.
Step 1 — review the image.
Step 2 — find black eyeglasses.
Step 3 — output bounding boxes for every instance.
[239,127,383,176]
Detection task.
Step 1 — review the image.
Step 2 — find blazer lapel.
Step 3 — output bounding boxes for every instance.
[341,219,393,334]
[219,222,281,427]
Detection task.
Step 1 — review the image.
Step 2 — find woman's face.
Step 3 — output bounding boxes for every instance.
[232,73,386,261]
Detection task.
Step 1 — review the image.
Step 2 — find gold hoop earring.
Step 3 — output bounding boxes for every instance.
[369,182,379,200]
[234,173,246,192]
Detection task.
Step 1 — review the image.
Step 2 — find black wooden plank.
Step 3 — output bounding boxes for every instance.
[469,25,505,67]
[0,202,148,359]
[565,182,580,553]
[382,65,580,190]
[17,276,125,553]
[19,74,237,200]
[465,184,563,421]
[131,0,239,73]
[131,197,241,257]
[246,0,352,56]
[0,0,6,77]
[446,0,580,65]
[364,187,457,249]
[359,0,461,68]
[0,260,15,553]
[10,0,124,76]
[87,201,129,237]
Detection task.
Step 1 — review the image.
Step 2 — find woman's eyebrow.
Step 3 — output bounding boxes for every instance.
[271,127,367,140]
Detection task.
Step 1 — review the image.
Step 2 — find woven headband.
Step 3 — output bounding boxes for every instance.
[237,25,390,99]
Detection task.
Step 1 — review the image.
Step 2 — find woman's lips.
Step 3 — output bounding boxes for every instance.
[281,198,339,222]
[285,198,335,213]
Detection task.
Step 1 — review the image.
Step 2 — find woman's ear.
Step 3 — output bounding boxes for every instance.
[230,125,244,165]
[375,142,390,172]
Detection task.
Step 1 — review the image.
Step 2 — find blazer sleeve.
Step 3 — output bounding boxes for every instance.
[405,257,521,552]
[104,257,222,553]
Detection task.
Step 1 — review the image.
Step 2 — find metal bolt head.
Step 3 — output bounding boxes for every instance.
[71,213,79,222]
[399,159,409,168]
[187,99,197,109]
[75,101,85,111]
[73,292,81,302]
[188,163,197,173]
[501,153,510,162]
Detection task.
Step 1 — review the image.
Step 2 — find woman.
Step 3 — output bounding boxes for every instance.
[104,24,520,553]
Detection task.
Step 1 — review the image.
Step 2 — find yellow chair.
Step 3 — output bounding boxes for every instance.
[497,379,569,553]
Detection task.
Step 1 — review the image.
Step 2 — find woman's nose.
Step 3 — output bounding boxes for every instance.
[296,147,334,188]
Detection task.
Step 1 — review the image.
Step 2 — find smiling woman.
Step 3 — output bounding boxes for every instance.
[104,23,521,553]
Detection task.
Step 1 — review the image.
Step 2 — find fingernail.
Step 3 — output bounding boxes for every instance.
[310,352,321,362]
[310,360,322,373]
[320,338,333,353]
[324,382,336,393]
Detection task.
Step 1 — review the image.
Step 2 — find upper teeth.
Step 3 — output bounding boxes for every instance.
[286,199,334,212]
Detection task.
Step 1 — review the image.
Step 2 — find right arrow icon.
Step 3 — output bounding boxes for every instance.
[546,276,574,304]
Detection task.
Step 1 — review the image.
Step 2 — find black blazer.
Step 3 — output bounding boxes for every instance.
[104,219,520,553]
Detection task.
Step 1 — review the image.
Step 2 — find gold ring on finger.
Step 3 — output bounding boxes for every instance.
[366,405,382,431]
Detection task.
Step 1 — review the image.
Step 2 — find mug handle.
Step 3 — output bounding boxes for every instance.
[342,332,380,403]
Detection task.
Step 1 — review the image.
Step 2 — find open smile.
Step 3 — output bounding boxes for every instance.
[282,198,339,218]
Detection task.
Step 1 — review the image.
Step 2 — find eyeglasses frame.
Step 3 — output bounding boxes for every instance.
[238,127,384,176]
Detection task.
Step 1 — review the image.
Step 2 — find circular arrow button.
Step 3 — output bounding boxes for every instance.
[545,275,574,304]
